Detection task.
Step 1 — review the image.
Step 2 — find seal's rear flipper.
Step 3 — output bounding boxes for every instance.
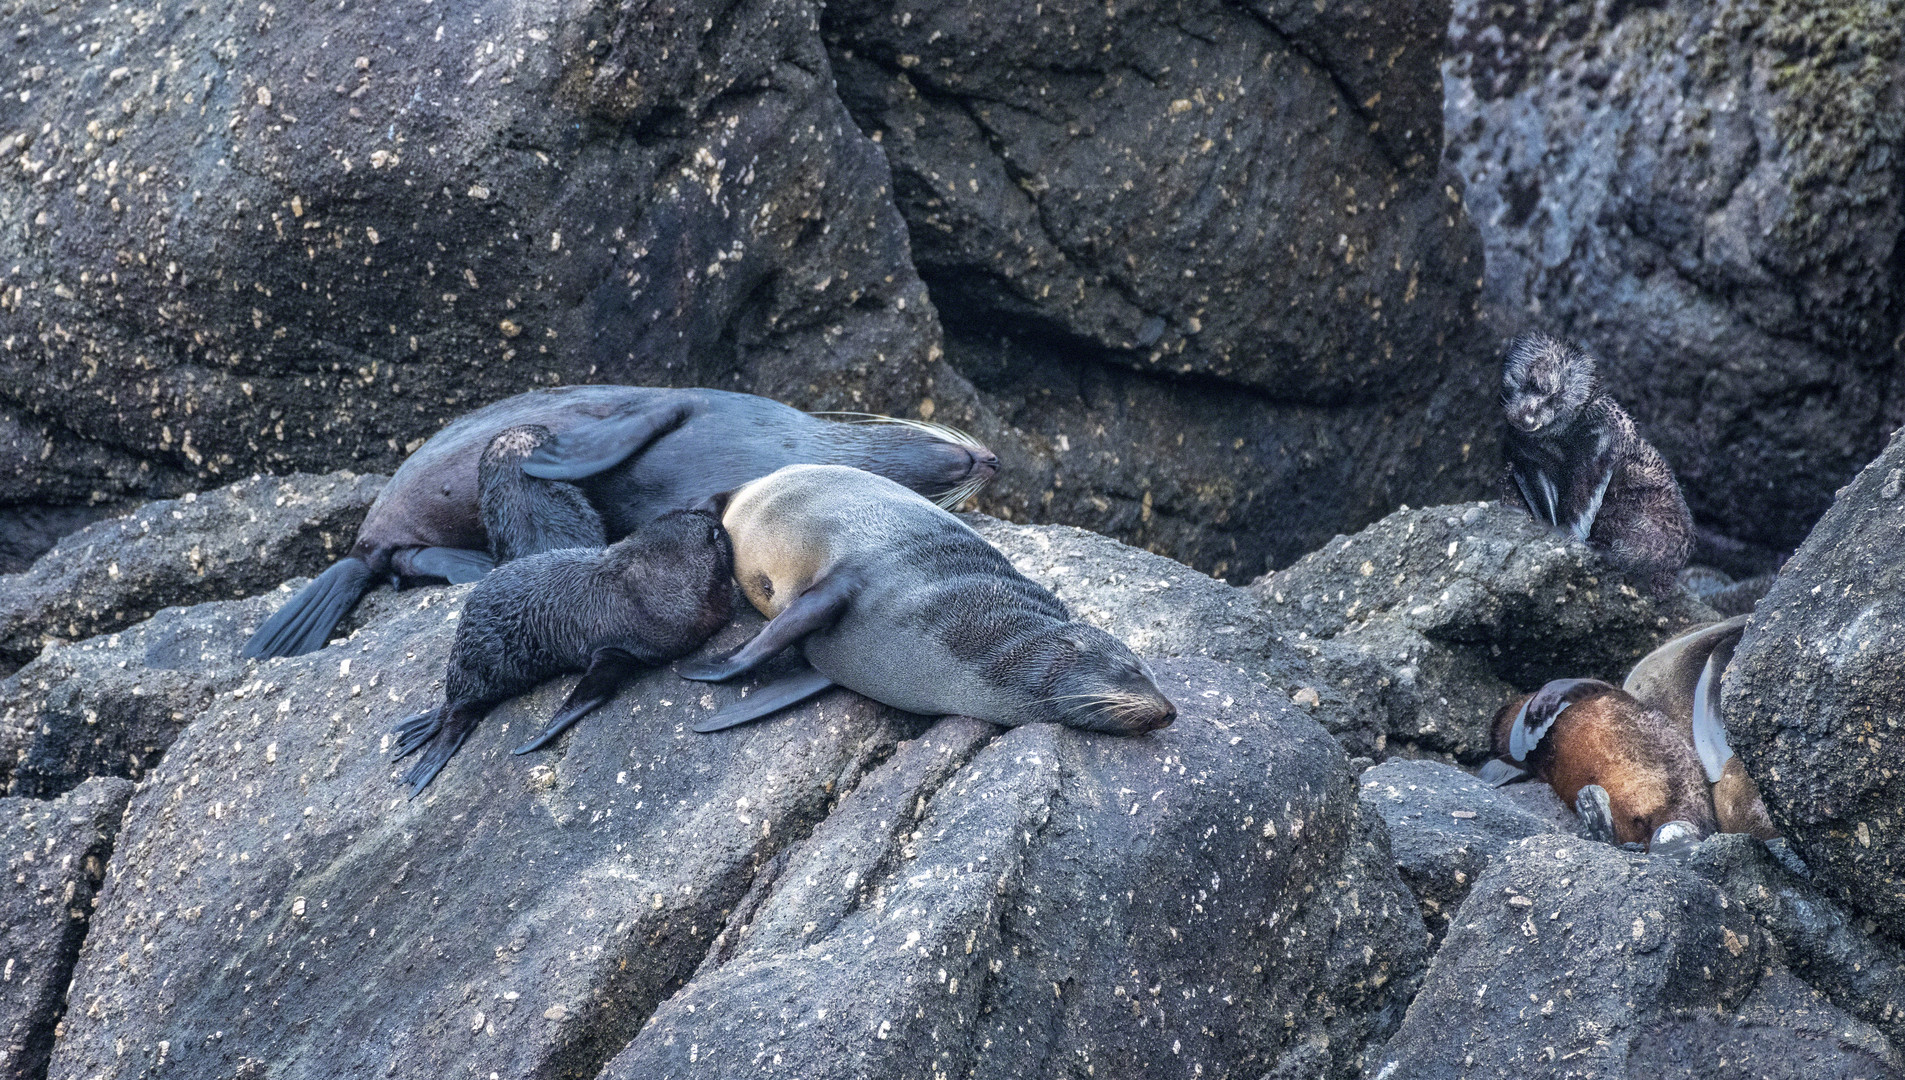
[242,556,378,659]
[1476,758,1530,787]
[393,704,483,797]
[676,571,860,682]
[1509,678,1617,762]
[521,401,692,481]
[1691,649,1735,784]
[693,668,836,733]
[395,546,495,585]
[1575,784,1615,844]
[513,647,655,754]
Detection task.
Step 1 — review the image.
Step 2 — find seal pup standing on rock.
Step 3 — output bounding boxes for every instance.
[1624,615,1777,839]
[1499,333,1693,596]
[390,507,733,796]
[1486,678,1715,856]
[664,464,1176,736]
[243,386,999,660]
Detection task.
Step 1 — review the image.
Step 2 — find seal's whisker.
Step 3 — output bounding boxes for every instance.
[811,411,983,449]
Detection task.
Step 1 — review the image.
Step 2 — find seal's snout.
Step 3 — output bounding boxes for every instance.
[1138,697,1177,732]
[967,446,1001,478]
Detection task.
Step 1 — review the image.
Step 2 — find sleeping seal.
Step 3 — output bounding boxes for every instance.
[664,464,1175,736]
[244,386,998,659]
[390,507,733,796]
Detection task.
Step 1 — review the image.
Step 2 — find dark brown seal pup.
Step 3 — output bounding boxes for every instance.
[479,425,608,562]
[390,507,733,796]
[1488,678,1715,854]
[1500,333,1693,597]
[669,465,1175,735]
[244,386,999,659]
[1624,615,1777,839]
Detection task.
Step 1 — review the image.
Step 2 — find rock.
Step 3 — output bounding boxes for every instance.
[827,0,1496,578]
[1627,968,1899,1080]
[1255,502,1714,758]
[0,594,280,797]
[1445,0,1905,563]
[1357,760,1563,944]
[0,472,384,675]
[1369,833,1762,1079]
[0,0,951,497]
[585,660,1426,1080]
[1727,428,1905,936]
[0,778,132,1080]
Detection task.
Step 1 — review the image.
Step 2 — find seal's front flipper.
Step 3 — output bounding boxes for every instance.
[393,703,483,797]
[1648,819,1703,860]
[1476,758,1531,787]
[242,556,379,659]
[395,546,496,585]
[521,401,692,481]
[676,571,860,682]
[1575,783,1615,844]
[1509,678,1616,762]
[693,668,836,733]
[513,647,654,754]
[1691,648,1736,785]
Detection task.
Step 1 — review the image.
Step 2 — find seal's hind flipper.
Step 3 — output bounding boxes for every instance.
[242,556,379,659]
[394,704,482,797]
[395,546,496,585]
[521,401,692,481]
[1509,678,1617,762]
[1574,784,1615,844]
[1691,649,1735,785]
[1476,758,1531,787]
[513,647,654,754]
[693,668,836,733]
[676,571,860,682]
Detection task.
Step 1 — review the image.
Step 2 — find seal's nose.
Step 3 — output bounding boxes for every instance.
[1140,698,1177,732]
[968,447,1000,477]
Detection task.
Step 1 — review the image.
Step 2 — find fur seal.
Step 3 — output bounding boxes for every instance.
[1487,678,1715,854]
[670,464,1176,735]
[390,507,734,796]
[1499,333,1693,597]
[1624,615,1777,839]
[244,386,999,659]
[479,425,609,562]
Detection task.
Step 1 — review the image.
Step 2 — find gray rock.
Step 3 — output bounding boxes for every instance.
[1358,760,1562,944]
[1728,428,1905,936]
[1256,501,1714,758]
[1369,833,1762,1079]
[1627,968,1899,1080]
[598,659,1424,1080]
[0,472,383,674]
[0,778,132,1080]
[828,0,1497,578]
[1445,0,1905,563]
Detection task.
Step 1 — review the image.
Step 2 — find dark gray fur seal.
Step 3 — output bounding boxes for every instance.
[478,425,607,562]
[674,464,1176,735]
[1500,333,1692,597]
[243,386,998,659]
[390,507,734,796]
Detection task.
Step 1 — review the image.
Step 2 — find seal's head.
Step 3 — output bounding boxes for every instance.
[605,507,735,641]
[819,414,1001,509]
[1501,333,1598,434]
[1030,623,1176,734]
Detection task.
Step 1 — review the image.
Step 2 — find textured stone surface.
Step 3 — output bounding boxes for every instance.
[1445,0,1905,565]
[0,778,132,1080]
[0,471,382,674]
[1728,428,1905,937]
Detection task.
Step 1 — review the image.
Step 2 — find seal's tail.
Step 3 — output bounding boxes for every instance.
[241,556,377,659]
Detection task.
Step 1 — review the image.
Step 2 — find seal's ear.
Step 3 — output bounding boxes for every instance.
[689,489,735,516]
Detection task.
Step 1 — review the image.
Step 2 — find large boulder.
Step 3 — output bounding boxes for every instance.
[0,778,132,1080]
[0,471,382,674]
[1445,0,1905,566]
[1727,428,1905,937]
[826,0,1497,577]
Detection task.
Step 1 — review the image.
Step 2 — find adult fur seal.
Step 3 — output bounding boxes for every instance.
[670,464,1176,735]
[1487,678,1715,855]
[1624,615,1777,839]
[390,507,733,796]
[1499,333,1693,597]
[244,386,999,659]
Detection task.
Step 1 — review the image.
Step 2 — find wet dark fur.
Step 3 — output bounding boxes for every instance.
[391,509,734,794]
[1491,681,1715,848]
[478,425,606,562]
[1500,333,1693,597]
[244,386,996,659]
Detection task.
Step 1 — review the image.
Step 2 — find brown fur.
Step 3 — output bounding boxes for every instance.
[1714,757,1779,839]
